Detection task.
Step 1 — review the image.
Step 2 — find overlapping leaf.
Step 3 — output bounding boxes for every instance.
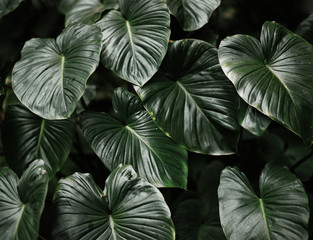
[65,0,118,26]
[80,88,188,188]
[166,0,220,31]
[0,160,48,239]
[2,104,76,178]
[96,0,170,86]
[12,24,102,119]
[219,21,313,144]
[218,163,310,239]
[0,0,24,19]
[136,39,240,155]
[53,164,175,239]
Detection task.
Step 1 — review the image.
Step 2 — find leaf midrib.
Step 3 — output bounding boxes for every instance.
[13,203,25,239]
[126,20,136,61]
[35,119,46,158]
[259,198,271,240]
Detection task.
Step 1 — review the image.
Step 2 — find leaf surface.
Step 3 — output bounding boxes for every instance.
[136,39,240,155]
[53,165,175,240]
[80,88,188,188]
[0,160,48,240]
[218,163,310,240]
[96,0,170,86]
[219,21,313,143]
[0,0,24,19]
[12,24,102,119]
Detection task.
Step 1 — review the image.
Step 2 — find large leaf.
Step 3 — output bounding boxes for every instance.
[65,0,118,26]
[0,0,24,19]
[218,163,310,239]
[80,88,188,188]
[219,21,313,144]
[12,24,102,120]
[0,160,48,239]
[53,164,175,239]
[2,104,76,178]
[136,39,240,155]
[238,99,271,136]
[166,0,220,31]
[96,0,170,86]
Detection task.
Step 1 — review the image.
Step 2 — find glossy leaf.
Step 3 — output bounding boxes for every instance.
[136,39,240,155]
[0,0,24,19]
[53,164,175,239]
[2,104,76,178]
[166,0,220,31]
[219,21,313,144]
[65,0,118,26]
[96,0,170,86]
[218,163,310,240]
[238,99,271,136]
[12,24,102,119]
[80,88,188,188]
[0,160,48,239]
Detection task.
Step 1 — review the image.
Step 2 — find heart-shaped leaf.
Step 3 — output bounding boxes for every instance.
[219,21,313,144]
[238,99,271,136]
[0,0,24,19]
[12,23,102,119]
[0,160,48,239]
[80,88,188,188]
[136,39,240,155]
[2,104,76,178]
[65,0,118,26]
[218,163,310,239]
[166,0,220,31]
[96,0,170,86]
[53,164,175,239]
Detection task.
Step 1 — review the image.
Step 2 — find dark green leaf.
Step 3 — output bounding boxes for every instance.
[80,88,188,188]
[65,0,118,26]
[238,99,271,136]
[96,0,170,86]
[136,39,240,155]
[53,164,175,239]
[166,0,220,31]
[2,104,76,179]
[218,163,310,240]
[296,14,313,44]
[12,24,102,119]
[219,21,313,144]
[0,0,24,19]
[0,160,48,239]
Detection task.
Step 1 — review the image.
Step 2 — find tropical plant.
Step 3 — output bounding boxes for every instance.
[0,0,312,239]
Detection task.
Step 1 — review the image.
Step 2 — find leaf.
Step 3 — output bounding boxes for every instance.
[296,14,313,44]
[79,88,188,188]
[0,0,24,19]
[166,0,220,31]
[238,99,271,136]
[0,160,48,240]
[2,104,76,179]
[65,0,118,26]
[218,163,310,240]
[53,164,175,240]
[219,21,313,144]
[12,24,102,120]
[96,0,170,86]
[136,39,240,155]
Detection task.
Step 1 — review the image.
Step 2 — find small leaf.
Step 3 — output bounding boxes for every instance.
[166,0,220,31]
[12,23,102,119]
[0,0,24,19]
[218,163,310,240]
[2,104,76,178]
[65,0,118,26]
[96,0,170,86]
[0,160,48,239]
[136,39,240,155]
[219,21,313,144]
[238,99,271,136]
[80,88,188,188]
[53,164,175,239]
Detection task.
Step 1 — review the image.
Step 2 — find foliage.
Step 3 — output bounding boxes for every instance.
[0,0,312,239]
